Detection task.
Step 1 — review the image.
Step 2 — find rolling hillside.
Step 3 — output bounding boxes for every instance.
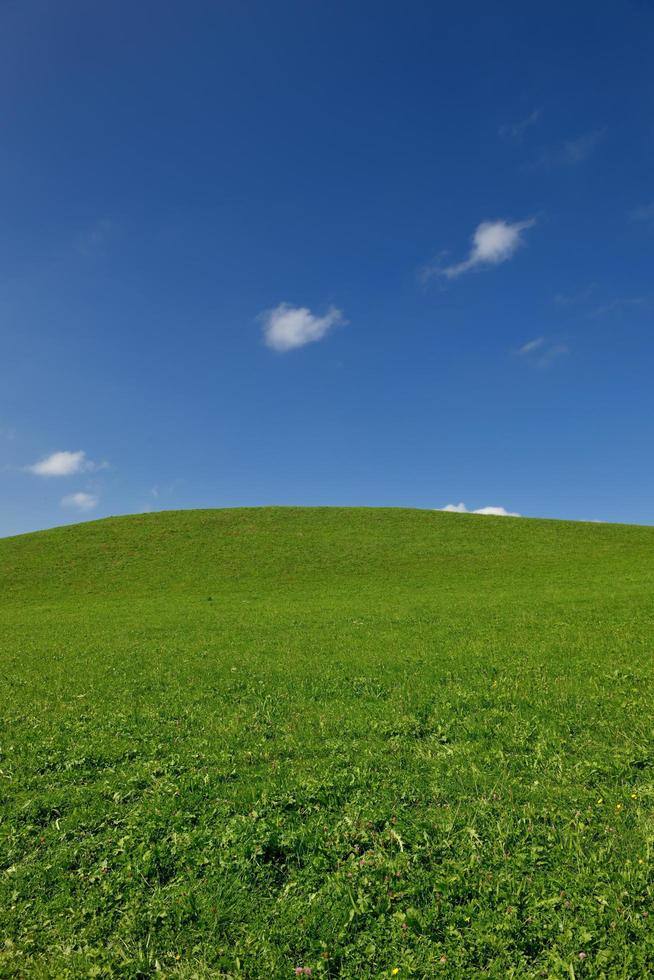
[2,508,654,978]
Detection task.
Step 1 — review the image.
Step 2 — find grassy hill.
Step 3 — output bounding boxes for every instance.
[1,507,654,978]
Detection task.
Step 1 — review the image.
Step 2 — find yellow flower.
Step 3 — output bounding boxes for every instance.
[616,803,623,811]
[392,970,400,976]
[596,798,603,805]
[631,793,638,799]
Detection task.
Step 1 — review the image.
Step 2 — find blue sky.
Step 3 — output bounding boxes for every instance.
[2,0,653,536]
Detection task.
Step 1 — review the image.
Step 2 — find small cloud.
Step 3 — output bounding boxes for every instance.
[150,479,183,500]
[499,108,541,141]
[261,303,344,352]
[77,218,116,255]
[539,344,569,366]
[553,284,597,307]
[441,502,469,513]
[425,219,536,280]
[630,202,654,226]
[61,491,98,511]
[560,129,606,164]
[516,336,568,367]
[28,450,92,477]
[587,296,653,319]
[531,128,606,169]
[553,286,652,320]
[518,337,545,355]
[440,502,521,517]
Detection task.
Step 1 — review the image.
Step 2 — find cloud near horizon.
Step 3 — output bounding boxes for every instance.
[440,502,521,517]
[261,303,344,351]
[428,219,536,280]
[61,491,98,511]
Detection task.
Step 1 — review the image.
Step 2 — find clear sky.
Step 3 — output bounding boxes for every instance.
[2,0,653,536]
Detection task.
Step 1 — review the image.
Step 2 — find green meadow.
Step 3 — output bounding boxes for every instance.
[1,507,653,978]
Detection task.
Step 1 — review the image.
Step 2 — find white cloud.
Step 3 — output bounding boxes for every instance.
[430,219,536,280]
[516,336,568,367]
[261,303,344,351]
[61,491,98,511]
[499,109,541,141]
[518,337,545,355]
[29,450,87,476]
[440,502,521,517]
[27,450,107,477]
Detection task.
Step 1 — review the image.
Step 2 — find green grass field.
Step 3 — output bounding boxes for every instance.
[2,507,654,978]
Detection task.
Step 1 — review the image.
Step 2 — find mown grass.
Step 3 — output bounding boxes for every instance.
[1,507,654,978]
